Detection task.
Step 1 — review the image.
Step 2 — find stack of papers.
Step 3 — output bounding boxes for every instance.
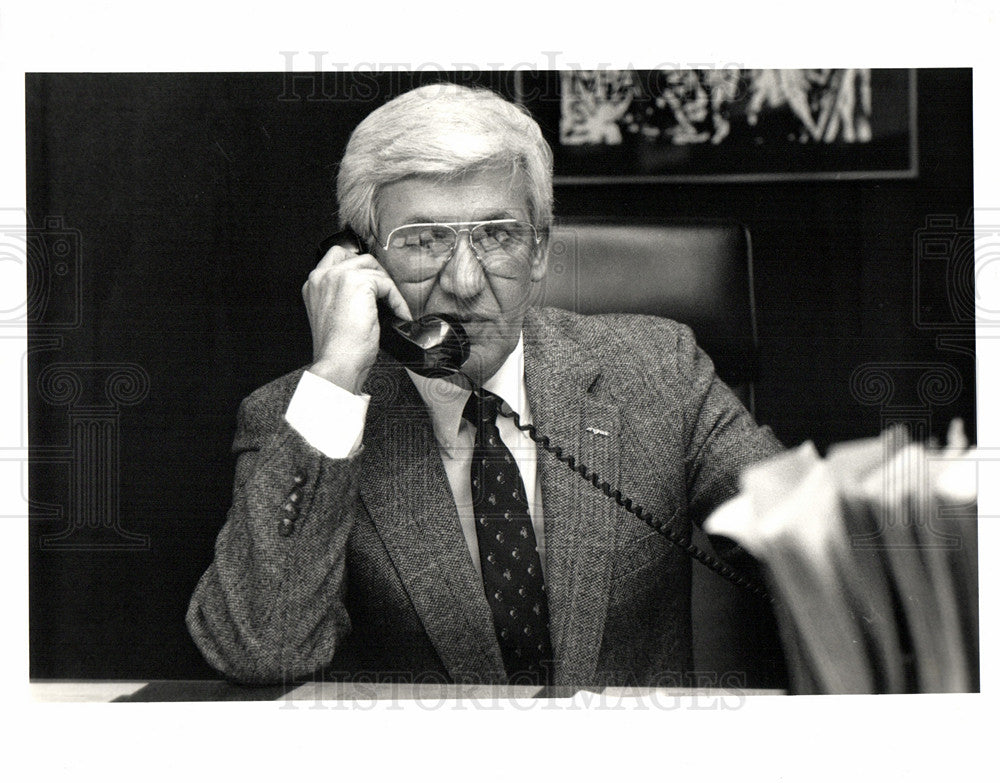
[705,422,978,694]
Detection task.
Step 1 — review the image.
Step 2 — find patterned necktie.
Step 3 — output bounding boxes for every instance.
[463,389,553,685]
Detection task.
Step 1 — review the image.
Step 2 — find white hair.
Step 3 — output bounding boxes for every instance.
[336,83,554,247]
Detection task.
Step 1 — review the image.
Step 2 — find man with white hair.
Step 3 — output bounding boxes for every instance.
[187,83,783,688]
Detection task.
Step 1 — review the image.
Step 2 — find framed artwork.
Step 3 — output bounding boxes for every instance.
[517,69,917,183]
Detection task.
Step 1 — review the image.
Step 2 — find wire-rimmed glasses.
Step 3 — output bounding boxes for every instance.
[378,219,541,281]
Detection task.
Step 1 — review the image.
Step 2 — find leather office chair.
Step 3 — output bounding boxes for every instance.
[535,219,783,686]
[536,219,758,412]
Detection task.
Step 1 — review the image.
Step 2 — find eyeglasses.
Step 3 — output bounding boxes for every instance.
[378,219,541,281]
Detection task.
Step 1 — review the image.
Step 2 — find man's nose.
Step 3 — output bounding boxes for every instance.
[436,232,485,300]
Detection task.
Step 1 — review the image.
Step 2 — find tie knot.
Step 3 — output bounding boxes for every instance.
[462,388,502,426]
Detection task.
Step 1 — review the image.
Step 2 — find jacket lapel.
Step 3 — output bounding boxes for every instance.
[523,310,622,685]
[356,307,626,686]
[357,360,506,682]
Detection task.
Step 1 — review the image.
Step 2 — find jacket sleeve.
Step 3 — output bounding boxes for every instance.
[186,391,363,684]
[671,322,785,528]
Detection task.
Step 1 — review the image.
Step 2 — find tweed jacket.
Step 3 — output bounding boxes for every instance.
[187,307,783,686]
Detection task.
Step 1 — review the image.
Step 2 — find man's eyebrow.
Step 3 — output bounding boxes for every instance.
[398,211,520,225]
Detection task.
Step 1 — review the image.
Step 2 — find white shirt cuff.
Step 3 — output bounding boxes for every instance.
[284,370,369,459]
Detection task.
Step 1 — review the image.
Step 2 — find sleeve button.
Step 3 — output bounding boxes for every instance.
[279,518,296,537]
[281,501,299,519]
[293,471,307,485]
[287,488,302,504]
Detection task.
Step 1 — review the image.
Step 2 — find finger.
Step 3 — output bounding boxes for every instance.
[368,272,413,321]
[347,253,387,273]
[315,242,352,270]
[306,255,390,298]
[302,264,411,320]
[315,249,384,275]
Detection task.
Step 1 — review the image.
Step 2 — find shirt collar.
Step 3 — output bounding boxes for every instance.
[406,334,529,456]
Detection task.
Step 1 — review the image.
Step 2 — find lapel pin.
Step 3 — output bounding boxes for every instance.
[585,426,610,437]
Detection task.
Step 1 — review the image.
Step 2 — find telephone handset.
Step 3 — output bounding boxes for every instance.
[317,229,471,379]
[316,230,771,601]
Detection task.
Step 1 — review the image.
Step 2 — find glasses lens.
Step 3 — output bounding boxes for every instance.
[386,224,456,281]
[471,221,536,269]
[471,221,533,253]
[388,224,456,257]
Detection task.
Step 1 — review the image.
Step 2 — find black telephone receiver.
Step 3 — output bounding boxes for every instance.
[317,229,471,378]
[315,230,771,602]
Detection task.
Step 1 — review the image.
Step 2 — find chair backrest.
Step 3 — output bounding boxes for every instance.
[535,219,758,412]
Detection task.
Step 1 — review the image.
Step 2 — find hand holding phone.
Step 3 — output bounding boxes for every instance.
[313,230,470,380]
[303,233,413,394]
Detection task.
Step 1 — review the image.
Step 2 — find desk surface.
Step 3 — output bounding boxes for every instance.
[30,680,784,702]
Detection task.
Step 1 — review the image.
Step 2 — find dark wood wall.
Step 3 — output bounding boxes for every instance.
[27,70,974,679]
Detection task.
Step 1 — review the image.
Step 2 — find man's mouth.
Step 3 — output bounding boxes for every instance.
[439,314,489,326]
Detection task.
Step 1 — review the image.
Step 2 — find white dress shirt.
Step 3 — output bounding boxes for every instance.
[284,336,545,577]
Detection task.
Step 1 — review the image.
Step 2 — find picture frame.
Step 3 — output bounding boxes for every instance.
[516,68,917,183]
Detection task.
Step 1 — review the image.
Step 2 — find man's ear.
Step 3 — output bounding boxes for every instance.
[529,232,549,282]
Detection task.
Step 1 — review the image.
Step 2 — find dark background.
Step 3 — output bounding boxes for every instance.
[27,70,975,679]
